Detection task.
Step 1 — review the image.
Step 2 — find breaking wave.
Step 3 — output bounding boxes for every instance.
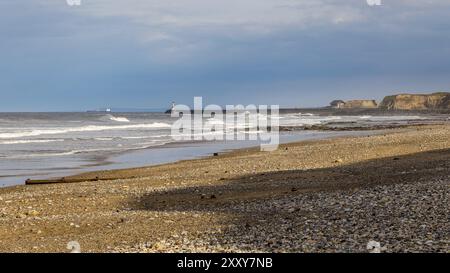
[106,115,130,123]
[0,139,65,145]
[0,123,172,139]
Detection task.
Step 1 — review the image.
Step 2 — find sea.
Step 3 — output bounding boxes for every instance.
[0,112,439,187]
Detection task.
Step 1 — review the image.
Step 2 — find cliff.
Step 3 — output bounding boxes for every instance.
[379,92,450,110]
[341,100,378,109]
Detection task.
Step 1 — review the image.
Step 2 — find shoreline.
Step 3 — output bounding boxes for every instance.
[1,113,448,188]
[0,124,449,252]
[1,130,381,188]
[43,130,390,187]
[66,129,389,182]
[64,123,441,182]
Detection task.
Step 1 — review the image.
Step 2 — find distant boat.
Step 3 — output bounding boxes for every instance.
[86,108,113,113]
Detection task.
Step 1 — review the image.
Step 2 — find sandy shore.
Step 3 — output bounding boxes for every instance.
[0,124,449,253]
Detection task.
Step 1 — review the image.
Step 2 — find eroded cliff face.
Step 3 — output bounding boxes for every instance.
[379,92,450,110]
[341,100,378,109]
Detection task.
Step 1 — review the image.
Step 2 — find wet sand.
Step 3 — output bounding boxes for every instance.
[0,124,449,253]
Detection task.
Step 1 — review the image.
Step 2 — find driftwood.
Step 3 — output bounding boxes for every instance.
[25,176,135,185]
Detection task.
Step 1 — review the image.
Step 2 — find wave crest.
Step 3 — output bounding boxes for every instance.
[0,123,172,139]
[106,115,130,123]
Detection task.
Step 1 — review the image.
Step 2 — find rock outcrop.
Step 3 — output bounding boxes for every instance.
[330,100,345,109]
[341,100,378,109]
[379,92,450,110]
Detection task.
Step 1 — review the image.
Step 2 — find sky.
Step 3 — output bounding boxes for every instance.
[0,0,450,111]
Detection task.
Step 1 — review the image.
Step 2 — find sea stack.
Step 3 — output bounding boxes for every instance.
[329,99,378,109]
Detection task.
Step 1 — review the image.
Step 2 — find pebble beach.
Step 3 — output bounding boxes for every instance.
[0,124,449,253]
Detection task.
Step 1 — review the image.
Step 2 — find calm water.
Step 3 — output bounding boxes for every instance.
[0,112,434,187]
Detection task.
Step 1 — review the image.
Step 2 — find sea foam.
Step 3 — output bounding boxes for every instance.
[0,123,172,139]
[106,115,130,123]
[0,139,65,145]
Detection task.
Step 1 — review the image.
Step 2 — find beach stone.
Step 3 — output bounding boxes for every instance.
[26,210,39,217]
[16,213,27,219]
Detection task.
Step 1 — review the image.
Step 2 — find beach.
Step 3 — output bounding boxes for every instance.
[2,111,439,187]
[0,124,449,253]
